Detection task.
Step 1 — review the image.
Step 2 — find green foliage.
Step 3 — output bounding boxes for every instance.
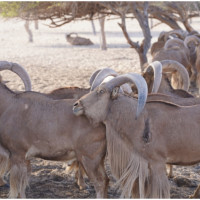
[0,2,40,18]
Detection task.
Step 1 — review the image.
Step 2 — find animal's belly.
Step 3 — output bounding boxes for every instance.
[167,152,200,166]
[25,145,76,162]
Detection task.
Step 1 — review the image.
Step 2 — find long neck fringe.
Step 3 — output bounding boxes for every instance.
[106,127,170,198]
[106,128,149,198]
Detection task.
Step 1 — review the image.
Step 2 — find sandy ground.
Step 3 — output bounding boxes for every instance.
[0,16,200,198]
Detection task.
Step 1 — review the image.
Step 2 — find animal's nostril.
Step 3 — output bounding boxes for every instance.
[73,102,78,107]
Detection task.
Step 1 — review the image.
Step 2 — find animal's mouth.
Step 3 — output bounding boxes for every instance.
[73,102,84,116]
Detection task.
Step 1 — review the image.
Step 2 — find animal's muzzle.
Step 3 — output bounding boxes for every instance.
[73,101,84,116]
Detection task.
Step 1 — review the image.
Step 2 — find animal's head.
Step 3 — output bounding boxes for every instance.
[73,73,148,125]
[184,35,200,53]
[90,67,132,95]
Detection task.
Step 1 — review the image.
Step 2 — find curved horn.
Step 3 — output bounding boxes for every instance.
[168,29,187,40]
[105,73,148,118]
[158,31,167,41]
[144,61,163,93]
[89,69,101,86]
[160,60,190,91]
[164,38,187,49]
[0,61,31,91]
[91,68,118,91]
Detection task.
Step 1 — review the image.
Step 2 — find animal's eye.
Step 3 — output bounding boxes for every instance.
[99,89,105,94]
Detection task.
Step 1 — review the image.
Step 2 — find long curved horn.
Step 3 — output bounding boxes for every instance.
[105,73,148,118]
[89,69,101,86]
[164,38,187,49]
[0,61,31,91]
[160,60,190,91]
[91,68,118,91]
[168,29,187,40]
[144,61,162,93]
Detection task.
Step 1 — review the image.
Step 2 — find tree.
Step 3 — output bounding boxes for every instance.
[99,2,151,70]
[1,2,200,70]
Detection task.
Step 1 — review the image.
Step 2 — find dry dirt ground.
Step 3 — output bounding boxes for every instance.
[0,17,200,198]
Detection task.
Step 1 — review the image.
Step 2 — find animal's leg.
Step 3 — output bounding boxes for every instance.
[166,164,173,178]
[190,184,200,198]
[0,145,10,186]
[9,158,30,198]
[75,163,87,190]
[66,160,87,190]
[81,156,109,198]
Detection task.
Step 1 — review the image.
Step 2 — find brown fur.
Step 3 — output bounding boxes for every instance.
[0,145,10,187]
[66,160,87,190]
[0,85,108,198]
[74,85,200,198]
[194,45,200,92]
[152,45,196,85]
[47,87,90,100]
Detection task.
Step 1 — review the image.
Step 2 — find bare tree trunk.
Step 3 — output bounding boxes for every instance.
[118,2,151,71]
[24,20,33,42]
[34,20,39,30]
[99,14,107,50]
[91,19,96,35]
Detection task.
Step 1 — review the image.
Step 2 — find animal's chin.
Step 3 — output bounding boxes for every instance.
[73,106,84,116]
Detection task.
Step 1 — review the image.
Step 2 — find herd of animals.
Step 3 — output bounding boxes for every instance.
[0,29,200,198]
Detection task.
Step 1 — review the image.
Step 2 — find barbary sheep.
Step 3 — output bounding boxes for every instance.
[150,29,187,56]
[73,73,200,198]
[0,66,108,192]
[152,36,196,86]
[142,60,190,95]
[66,33,93,46]
[0,61,108,198]
[89,61,191,180]
[0,61,31,187]
[184,35,200,93]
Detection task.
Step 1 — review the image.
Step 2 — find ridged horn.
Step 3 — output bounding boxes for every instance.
[0,61,31,91]
[164,38,187,49]
[168,29,187,40]
[89,69,101,86]
[160,60,190,91]
[105,73,148,118]
[144,61,162,93]
[91,68,118,91]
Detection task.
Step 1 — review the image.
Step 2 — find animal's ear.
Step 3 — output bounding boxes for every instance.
[111,87,120,99]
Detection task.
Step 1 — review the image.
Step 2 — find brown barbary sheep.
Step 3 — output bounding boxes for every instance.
[184,35,200,93]
[150,29,188,56]
[0,61,31,187]
[143,60,190,95]
[0,61,108,198]
[152,38,196,86]
[66,33,94,46]
[73,73,200,198]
